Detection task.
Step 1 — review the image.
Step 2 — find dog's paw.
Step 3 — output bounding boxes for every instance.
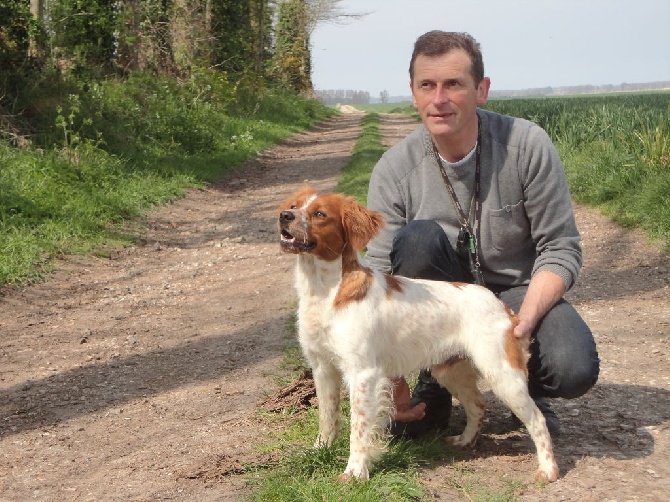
[313,435,335,448]
[534,463,559,483]
[338,466,369,482]
[445,434,477,448]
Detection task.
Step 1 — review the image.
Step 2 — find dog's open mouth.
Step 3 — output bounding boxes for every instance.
[280,229,317,252]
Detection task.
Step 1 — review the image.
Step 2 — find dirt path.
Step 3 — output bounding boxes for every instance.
[1,113,668,501]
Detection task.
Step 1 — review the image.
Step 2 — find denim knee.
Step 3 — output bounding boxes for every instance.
[538,339,600,399]
[390,220,463,281]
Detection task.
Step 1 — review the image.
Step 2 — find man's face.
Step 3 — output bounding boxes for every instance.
[410,50,490,144]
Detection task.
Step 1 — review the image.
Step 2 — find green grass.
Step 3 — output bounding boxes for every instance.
[353,102,415,114]
[249,405,451,502]
[250,113,437,501]
[0,72,336,285]
[336,113,385,203]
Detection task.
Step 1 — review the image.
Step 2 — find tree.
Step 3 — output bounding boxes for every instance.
[273,0,312,94]
[49,0,120,74]
[210,1,254,73]
[1,0,41,67]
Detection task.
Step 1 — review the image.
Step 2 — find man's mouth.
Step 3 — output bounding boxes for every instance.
[430,112,454,119]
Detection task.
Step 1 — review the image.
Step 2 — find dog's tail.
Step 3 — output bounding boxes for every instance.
[504,307,531,376]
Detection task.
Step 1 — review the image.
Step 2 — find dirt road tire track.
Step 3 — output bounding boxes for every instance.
[1,112,668,501]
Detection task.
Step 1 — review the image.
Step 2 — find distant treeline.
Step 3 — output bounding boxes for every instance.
[490,81,670,98]
[315,89,372,105]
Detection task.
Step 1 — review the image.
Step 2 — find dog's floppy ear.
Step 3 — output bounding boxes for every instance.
[341,197,385,251]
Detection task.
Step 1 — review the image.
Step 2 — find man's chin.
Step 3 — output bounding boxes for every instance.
[425,120,456,138]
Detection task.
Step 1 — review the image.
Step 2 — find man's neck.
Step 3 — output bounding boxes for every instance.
[433,119,479,163]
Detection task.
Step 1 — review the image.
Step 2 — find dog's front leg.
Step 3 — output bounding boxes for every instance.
[339,368,389,481]
[312,362,342,447]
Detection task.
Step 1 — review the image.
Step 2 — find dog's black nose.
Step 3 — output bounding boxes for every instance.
[279,210,295,223]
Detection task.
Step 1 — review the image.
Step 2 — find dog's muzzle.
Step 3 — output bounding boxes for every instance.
[279,210,316,252]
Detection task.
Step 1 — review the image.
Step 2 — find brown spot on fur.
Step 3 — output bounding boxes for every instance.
[330,237,375,309]
[384,274,403,297]
[450,282,470,289]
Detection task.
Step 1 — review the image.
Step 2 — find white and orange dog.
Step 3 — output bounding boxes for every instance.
[278,185,559,482]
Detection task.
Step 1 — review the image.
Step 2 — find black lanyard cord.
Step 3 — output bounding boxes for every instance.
[432,116,484,283]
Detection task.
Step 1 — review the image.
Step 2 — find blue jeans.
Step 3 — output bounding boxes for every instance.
[389,220,600,400]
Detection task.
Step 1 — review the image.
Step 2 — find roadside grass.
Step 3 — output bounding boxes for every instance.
[353,102,414,114]
[336,113,385,203]
[0,73,336,285]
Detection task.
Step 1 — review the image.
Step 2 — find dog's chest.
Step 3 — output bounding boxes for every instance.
[296,301,339,358]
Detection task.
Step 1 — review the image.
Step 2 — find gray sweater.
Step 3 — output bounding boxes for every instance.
[366,108,582,290]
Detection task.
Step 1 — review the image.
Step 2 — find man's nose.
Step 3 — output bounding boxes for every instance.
[432,84,449,105]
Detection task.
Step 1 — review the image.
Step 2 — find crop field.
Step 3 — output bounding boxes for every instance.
[485,93,669,248]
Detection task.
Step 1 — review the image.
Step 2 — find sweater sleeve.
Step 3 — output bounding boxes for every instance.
[365,155,407,273]
[521,125,582,290]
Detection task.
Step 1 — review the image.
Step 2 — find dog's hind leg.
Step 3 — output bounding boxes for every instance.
[339,367,390,481]
[312,362,342,447]
[484,367,559,482]
[432,359,485,447]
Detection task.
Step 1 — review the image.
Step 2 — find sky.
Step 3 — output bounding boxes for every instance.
[310,0,670,98]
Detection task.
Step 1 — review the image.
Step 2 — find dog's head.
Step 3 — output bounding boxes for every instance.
[278,185,384,261]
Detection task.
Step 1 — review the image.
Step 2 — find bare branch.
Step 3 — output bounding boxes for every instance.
[305,0,371,34]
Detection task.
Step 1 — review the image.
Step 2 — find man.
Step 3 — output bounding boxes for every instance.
[365,31,600,437]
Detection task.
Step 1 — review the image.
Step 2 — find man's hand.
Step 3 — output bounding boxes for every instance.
[391,377,426,422]
[513,270,566,339]
[513,316,536,339]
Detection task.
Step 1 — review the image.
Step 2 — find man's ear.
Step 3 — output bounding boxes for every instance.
[476,77,491,106]
[342,197,385,251]
[410,79,418,109]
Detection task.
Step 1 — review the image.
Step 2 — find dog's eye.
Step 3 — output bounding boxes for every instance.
[289,205,297,209]
[314,210,326,218]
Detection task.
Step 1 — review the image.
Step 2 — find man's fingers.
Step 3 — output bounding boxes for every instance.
[392,402,426,422]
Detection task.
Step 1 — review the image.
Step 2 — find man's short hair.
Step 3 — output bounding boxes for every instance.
[409,31,484,86]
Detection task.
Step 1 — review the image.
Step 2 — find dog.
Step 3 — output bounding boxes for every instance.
[277,185,559,483]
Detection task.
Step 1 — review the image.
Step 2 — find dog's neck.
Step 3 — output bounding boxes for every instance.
[296,244,368,299]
